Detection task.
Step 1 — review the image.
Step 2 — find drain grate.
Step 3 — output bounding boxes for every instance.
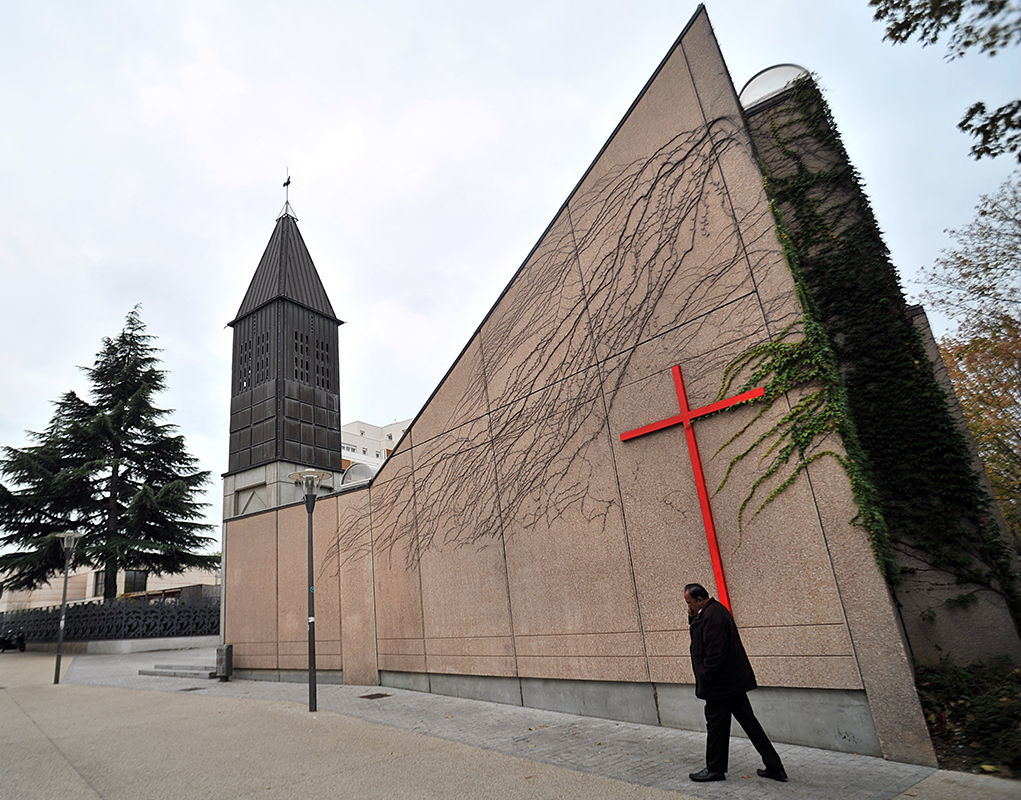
[359,692,391,700]
[179,687,205,692]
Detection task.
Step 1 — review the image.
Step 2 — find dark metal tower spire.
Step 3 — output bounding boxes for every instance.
[226,192,344,479]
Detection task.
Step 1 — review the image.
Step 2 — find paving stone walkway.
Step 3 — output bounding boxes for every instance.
[55,647,1020,800]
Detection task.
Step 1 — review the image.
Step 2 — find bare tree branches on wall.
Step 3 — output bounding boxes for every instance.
[330,117,797,571]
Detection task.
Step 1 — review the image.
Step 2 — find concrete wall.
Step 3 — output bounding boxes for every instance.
[27,635,221,655]
[904,307,1021,664]
[223,8,936,766]
[222,461,338,520]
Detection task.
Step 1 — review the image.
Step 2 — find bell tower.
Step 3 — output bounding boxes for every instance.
[223,200,344,519]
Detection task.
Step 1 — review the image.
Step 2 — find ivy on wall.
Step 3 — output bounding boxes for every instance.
[728,76,1021,637]
[716,209,898,580]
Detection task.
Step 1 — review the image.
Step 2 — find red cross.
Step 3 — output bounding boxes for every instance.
[621,365,764,611]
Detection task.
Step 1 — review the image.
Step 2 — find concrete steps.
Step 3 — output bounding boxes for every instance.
[139,663,217,679]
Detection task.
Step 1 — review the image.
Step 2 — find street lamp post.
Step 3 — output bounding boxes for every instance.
[54,530,84,685]
[288,468,332,712]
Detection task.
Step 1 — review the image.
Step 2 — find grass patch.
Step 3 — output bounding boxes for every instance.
[916,659,1021,778]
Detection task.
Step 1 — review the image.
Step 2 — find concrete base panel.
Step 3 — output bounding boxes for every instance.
[378,673,884,757]
[657,683,882,757]
[429,672,524,707]
[233,668,344,685]
[380,670,431,693]
[522,677,661,726]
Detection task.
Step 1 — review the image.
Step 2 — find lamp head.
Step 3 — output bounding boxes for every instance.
[57,530,85,551]
[287,468,332,496]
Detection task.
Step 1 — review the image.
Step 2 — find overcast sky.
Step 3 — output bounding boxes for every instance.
[2,1,1018,544]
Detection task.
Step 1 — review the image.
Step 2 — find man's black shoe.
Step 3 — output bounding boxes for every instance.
[757,768,788,782]
[689,768,725,782]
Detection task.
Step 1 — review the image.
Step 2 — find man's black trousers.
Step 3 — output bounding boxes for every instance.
[703,692,783,774]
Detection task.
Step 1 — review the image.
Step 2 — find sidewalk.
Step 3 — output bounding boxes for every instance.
[1,648,1018,799]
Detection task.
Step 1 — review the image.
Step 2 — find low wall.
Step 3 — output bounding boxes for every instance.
[26,635,221,655]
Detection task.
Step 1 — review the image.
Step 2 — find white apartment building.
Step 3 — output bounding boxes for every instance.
[341,419,411,470]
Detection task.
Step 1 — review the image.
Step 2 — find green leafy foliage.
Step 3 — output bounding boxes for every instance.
[961,100,1021,161]
[0,307,218,598]
[869,0,1021,55]
[736,76,1020,635]
[868,0,1021,161]
[917,659,1021,774]
[715,211,898,579]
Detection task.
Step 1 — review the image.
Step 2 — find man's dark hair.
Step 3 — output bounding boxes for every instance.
[684,583,709,600]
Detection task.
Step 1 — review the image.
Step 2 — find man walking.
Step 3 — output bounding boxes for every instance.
[684,583,787,783]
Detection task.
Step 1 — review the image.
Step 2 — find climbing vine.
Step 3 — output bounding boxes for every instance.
[714,202,898,579]
[724,75,1021,637]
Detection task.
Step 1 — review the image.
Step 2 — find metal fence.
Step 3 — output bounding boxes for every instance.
[0,596,220,642]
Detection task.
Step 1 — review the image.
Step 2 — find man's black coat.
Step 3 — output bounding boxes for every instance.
[688,597,757,700]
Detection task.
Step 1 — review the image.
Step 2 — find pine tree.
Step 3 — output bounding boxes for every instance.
[0,307,217,599]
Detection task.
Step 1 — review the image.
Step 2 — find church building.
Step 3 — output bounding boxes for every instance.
[220,7,1020,768]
